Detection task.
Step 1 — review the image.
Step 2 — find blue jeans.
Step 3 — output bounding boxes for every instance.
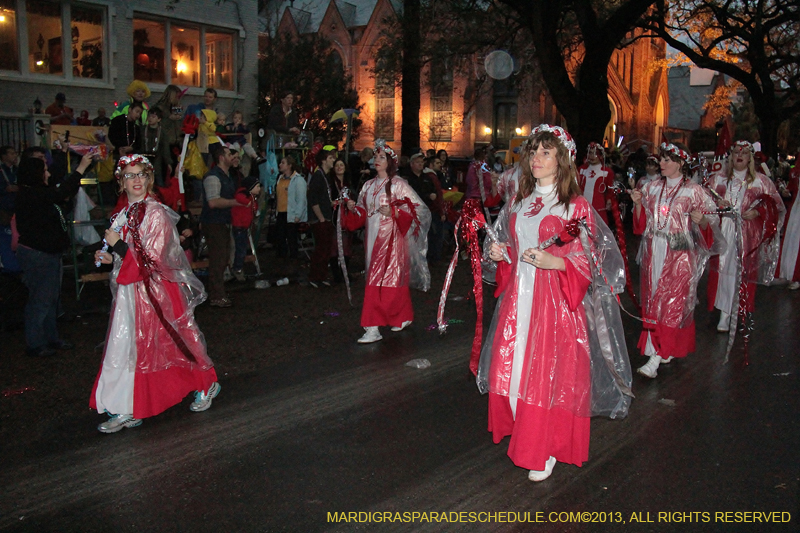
[16,245,62,350]
[232,227,249,271]
[0,224,20,272]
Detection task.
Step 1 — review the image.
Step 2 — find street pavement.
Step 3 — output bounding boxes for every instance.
[0,260,798,533]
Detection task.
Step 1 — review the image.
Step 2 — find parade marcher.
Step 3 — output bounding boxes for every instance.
[344,140,431,344]
[479,124,631,482]
[707,141,785,332]
[630,142,723,378]
[91,155,220,433]
[577,142,616,224]
[777,153,800,289]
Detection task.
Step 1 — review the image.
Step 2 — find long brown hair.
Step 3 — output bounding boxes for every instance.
[515,131,581,208]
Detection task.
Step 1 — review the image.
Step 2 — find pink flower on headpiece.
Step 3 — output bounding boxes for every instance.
[529,124,577,162]
[660,142,690,163]
[115,154,154,180]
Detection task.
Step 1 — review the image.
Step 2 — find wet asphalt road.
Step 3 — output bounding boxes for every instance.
[0,256,798,533]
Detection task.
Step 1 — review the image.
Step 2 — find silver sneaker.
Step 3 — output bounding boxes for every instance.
[190,382,221,412]
[357,327,382,344]
[98,414,142,434]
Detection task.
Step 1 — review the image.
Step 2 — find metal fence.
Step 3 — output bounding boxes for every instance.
[0,113,47,150]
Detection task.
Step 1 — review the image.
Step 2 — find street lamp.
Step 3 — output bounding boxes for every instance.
[483,126,492,135]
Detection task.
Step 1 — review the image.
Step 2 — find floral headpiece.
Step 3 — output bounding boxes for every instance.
[732,140,754,154]
[646,155,659,166]
[115,154,154,180]
[529,124,577,162]
[587,141,604,155]
[374,139,398,163]
[660,142,690,163]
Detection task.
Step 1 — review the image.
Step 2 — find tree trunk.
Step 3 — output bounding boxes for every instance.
[751,95,779,158]
[400,0,421,156]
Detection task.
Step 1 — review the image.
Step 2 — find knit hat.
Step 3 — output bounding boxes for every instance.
[241,175,259,193]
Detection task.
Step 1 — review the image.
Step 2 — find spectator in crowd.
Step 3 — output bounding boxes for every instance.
[76,110,92,126]
[139,107,171,187]
[16,151,96,356]
[111,80,151,121]
[153,85,185,148]
[423,156,446,262]
[0,145,19,272]
[437,149,456,189]
[231,176,261,282]
[403,153,444,262]
[91,154,220,433]
[200,143,241,307]
[275,155,307,278]
[307,149,336,287]
[636,156,661,189]
[225,110,250,145]
[228,144,244,188]
[198,109,221,165]
[184,88,218,119]
[109,101,143,159]
[91,107,110,127]
[267,92,300,135]
[45,93,74,125]
[351,146,375,195]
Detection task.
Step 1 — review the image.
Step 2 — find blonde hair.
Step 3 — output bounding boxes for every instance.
[725,147,758,184]
[117,164,155,196]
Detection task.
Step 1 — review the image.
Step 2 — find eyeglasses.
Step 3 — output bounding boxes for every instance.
[123,172,149,181]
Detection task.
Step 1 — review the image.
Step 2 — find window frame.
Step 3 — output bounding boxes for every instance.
[0,0,111,87]
[133,12,239,95]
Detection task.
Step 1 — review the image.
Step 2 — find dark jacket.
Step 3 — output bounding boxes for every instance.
[267,105,299,134]
[16,168,85,253]
[108,114,141,156]
[307,169,333,222]
[200,165,236,225]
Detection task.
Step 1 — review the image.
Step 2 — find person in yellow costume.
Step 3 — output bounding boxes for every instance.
[111,80,151,122]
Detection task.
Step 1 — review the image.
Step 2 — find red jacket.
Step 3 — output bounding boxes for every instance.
[231,188,257,228]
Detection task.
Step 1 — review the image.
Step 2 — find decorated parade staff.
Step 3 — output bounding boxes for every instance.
[479,125,632,482]
[91,155,220,433]
[630,142,724,378]
[344,140,431,344]
[707,140,785,334]
[577,142,616,224]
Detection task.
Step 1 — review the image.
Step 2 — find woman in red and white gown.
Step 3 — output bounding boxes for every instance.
[777,157,800,289]
[482,125,631,482]
[630,142,721,378]
[706,141,785,332]
[91,155,219,433]
[344,140,430,344]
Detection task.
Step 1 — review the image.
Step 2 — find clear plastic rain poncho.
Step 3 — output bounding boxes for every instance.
[476,192,633,420]
[635,178,726,329]
[104,196,212,373]
[708,171,785,287]
[356,175,431,292]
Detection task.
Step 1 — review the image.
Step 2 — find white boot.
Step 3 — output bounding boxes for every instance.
[717,311,730,332]
[637,355,661,378]
[528,456,557,482]
[660,356,674,364]
[357,327,382,344]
